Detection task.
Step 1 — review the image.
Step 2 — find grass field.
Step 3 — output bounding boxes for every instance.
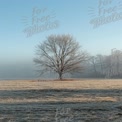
[0,79,122,122]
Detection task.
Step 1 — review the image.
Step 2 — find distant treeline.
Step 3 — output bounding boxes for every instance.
[72,49,122,79]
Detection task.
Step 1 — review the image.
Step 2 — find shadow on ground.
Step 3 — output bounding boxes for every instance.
[0,89,122,122]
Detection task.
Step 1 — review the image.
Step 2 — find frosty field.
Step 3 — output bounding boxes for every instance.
[0,79,122,122]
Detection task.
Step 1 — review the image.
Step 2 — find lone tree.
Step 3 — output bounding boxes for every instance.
[34,34,88,80]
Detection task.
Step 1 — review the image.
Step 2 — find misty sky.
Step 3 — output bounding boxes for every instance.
[0,0,122,79]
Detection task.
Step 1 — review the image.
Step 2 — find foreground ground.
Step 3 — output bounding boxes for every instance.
[0,79,122,122]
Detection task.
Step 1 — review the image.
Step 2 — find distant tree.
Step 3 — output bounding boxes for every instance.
[90,56,98,75]
[96,54,104,74]
[34,34,88,80]
[104,55,113,78]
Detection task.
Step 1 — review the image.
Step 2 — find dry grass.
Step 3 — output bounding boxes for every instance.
[0,79,122,90]
[0,79,122,121]
[0,79,121,103]
[0,96,117,104]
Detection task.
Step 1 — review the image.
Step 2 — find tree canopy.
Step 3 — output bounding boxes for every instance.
[34,34,88,80]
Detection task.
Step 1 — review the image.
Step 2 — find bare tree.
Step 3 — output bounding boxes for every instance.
[90,56,98,75]
[111,49,122,77]
[34,34,88,80]
[96,55,104,74]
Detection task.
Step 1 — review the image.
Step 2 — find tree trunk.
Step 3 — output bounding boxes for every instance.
[59,72,63,80]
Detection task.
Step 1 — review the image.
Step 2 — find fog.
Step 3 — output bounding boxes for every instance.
[0,63,36,80]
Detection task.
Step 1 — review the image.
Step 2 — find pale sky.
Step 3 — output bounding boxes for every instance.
[0,0,122,79]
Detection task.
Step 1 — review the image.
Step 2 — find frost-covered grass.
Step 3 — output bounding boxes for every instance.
[0,79,122,121]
